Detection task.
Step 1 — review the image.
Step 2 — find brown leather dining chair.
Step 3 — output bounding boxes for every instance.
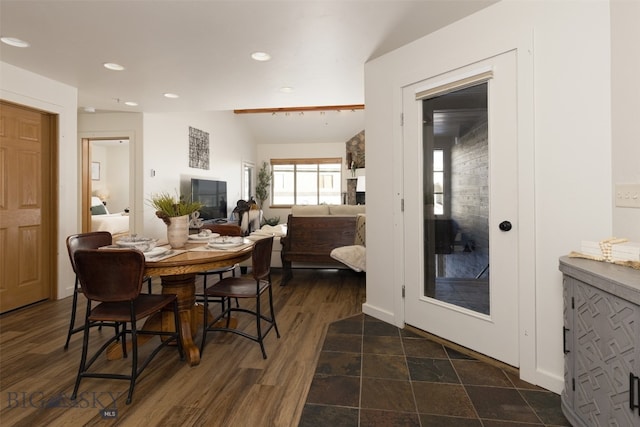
[200,236,279,359]
[64,232,153,349]
[196,223,244,306]
[71,248,183,405]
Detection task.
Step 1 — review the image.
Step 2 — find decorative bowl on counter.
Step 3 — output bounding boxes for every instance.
[115,236,157,252]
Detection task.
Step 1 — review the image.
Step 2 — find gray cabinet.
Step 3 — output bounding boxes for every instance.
[560,256,640,426]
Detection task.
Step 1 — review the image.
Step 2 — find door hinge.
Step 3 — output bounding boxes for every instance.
[401,198,404,212]
[572,378,575,391]
[571,297,574,309]
[402,285,405,298]
[400,113,404,126]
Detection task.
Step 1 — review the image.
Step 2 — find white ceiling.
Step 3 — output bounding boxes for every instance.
[0,0,496,143]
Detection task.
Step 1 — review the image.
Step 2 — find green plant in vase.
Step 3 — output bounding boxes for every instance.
[148,192,203,249]
[148,192,203,225]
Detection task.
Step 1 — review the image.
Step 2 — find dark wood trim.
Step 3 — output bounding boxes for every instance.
[234,104,364,114]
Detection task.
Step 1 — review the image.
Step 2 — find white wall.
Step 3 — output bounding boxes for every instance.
[611,0,640,240]
[104,144,130,212]
[364,0,613,393]
[0,61,78,299]
[142,111,256,240]
[256,141,345,221]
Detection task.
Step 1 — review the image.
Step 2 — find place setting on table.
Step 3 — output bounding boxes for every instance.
[188,229,253,252]
[100,235,187,261]
[103,230,253,261]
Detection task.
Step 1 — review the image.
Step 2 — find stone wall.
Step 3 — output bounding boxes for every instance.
[345,130,365,205]
[345,130,365,169]
[446,120,489,278]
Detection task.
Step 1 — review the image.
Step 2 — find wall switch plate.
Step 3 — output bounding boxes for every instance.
[615,183,640,208]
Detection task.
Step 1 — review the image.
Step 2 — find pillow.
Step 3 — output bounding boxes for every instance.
[90,196,103,207]
[330,245,366,272]
[291,205,330,216]
[329,205,366,215]
[90,203,108,215]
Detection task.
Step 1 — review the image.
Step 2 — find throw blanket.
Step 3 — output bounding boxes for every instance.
[251,224,287,237]
[330,245,366,272]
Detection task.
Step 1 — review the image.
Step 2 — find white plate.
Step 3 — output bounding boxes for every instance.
[188,233,220,241]
[145,247,168,257]
[209,236,243,244]
[207,241,245,249]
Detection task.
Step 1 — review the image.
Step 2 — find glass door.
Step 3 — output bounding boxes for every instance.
[423,84,490,314]
[403,50,520,366]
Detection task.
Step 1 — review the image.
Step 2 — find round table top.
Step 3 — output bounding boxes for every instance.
[144,241,253,277]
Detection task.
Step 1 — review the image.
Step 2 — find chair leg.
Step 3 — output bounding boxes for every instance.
[268,285,280,339]
[71,304,92,400]
[64,277,80,349]
[256,293,267,359]
[120,322,128,358]
[200,294,208,355]
[127,310,138,405]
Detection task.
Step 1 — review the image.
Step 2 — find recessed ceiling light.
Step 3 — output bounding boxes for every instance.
[280,87,294,93]
[163,93,179,99]
[103,62,125,71]
[251,51,271,61]
[1,37,30,48]
[124,101,138,106]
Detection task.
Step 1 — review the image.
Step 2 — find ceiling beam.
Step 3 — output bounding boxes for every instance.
[233,104,365,114]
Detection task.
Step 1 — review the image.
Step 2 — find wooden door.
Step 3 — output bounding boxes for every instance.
[0,101,54,312]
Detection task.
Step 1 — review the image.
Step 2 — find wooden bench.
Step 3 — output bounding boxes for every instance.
[280,214,357,285]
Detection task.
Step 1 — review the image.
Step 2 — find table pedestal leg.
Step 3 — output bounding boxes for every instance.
[160,273,200,366]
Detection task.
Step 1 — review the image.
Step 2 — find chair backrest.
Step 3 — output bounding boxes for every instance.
[66,231,113,273]
[251,236,274,281]
[202,223,243,237]
[74,249,145,302]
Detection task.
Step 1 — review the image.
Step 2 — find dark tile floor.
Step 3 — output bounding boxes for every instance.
[299,314,570,427]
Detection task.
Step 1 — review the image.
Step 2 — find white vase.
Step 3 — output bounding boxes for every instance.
[166,215,189,248]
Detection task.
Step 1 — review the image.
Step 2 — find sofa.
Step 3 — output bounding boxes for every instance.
[280,204,365,285]
[240,205,366,277]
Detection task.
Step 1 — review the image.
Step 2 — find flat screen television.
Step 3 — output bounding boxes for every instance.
[190,178,227,221]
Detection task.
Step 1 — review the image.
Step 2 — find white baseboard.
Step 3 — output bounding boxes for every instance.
[362,303,402,327]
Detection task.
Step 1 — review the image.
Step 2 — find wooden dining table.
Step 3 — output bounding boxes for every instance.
[106,240,253,366]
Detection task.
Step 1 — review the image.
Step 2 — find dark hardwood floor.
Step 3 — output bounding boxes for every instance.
[0,269,365,426]
[1,268,566,426]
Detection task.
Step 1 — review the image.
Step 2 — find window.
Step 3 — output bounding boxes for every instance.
[271,158,342,206]
[242,161,254,201]
[433,149,444,215]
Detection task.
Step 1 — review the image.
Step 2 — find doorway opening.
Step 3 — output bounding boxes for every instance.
[82,138,131,237]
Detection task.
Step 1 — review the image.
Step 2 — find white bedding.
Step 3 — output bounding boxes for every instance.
[91,213,130,235]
